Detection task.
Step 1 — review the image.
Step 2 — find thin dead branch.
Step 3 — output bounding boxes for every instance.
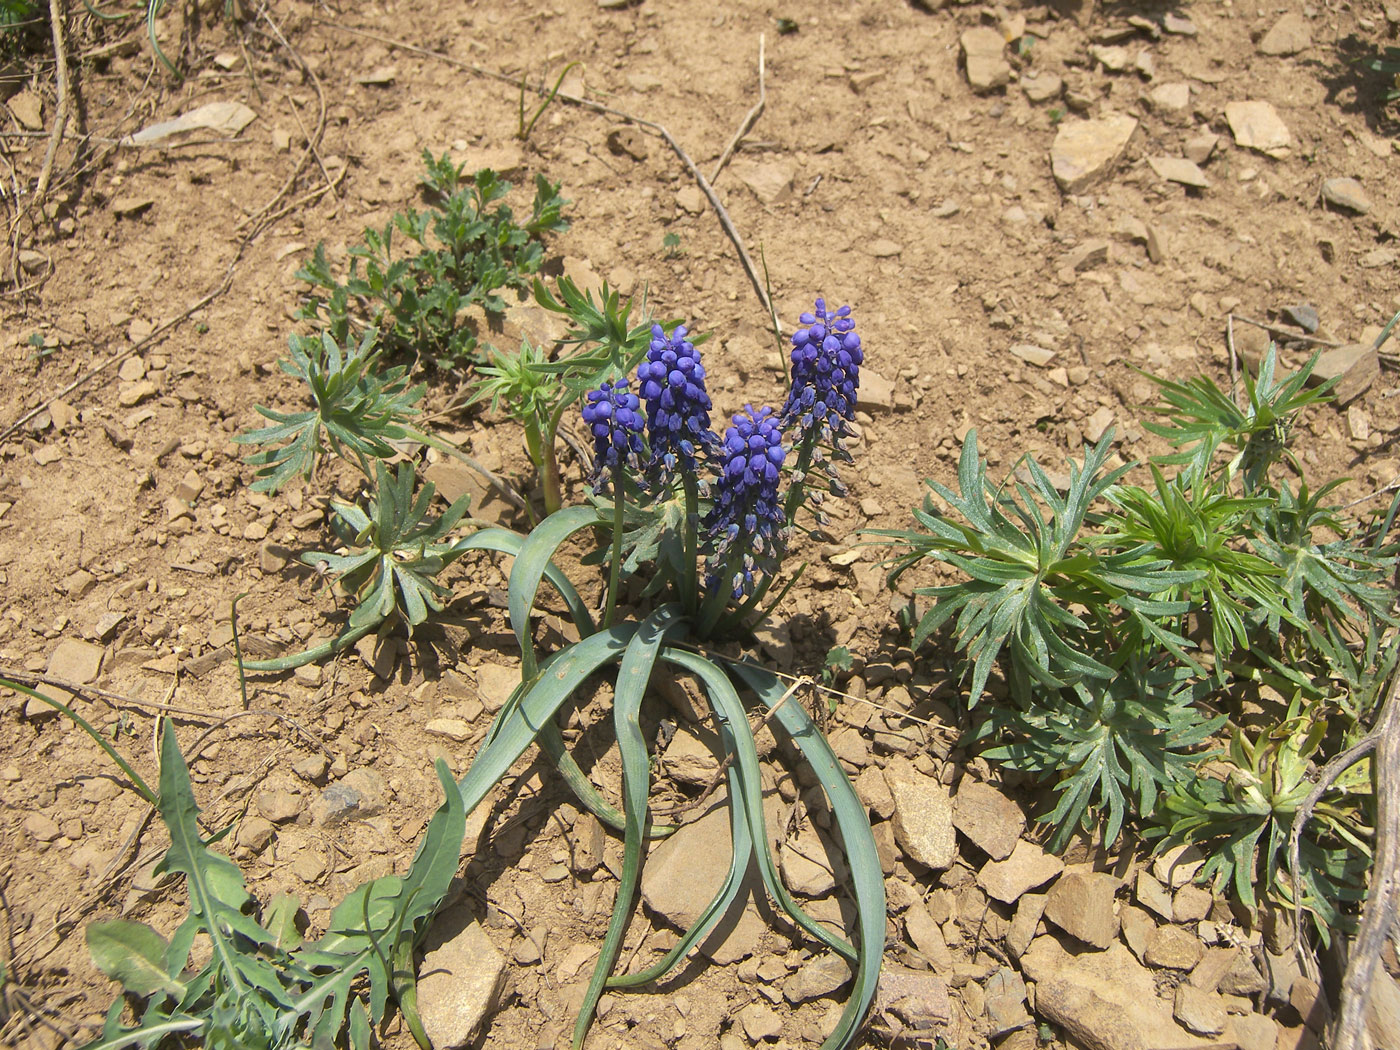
[1230,313,1344,349]
[33,0,72,209]
[710,34,765,185]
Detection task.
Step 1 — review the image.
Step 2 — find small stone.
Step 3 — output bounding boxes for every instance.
[1120,904,1155,960]
[118,380,158,407]
[1163,13,1197,34]
[1146,81,1191,114]
[49,637,105,684]
[355,634,396,680]
[256,789,302,824]
[868,239,903,258]
[293,664,323,687]
[1135,870,1174,920]
[1148,156,1210,189]
[875,965,953,1029]
[18,249,47,274]
[1051,115,1138,193]
[1281,303,1320,333]
[1227,1013,1279,1050]
[781,823,847,897]
[962,27,1012,92]
[1034,975,1147,1050]
[952,780,1025,859]
[738,1001,783,1042]
[512,935,542,965]
[8,90,42,130]
[1023,72,1063,102]
[1084,405,1116,444]
[1322,177,1372,215]
[25,812,62,842]
[855,766,895,820]
[1006,892,1048,960]
[1189,947,1243,993]
[1144,924,1204,970]
[356,65,397,85]
[606,126,647,161]
[292,753,329,784]
[1174,984,1227,1035]
[236,815,276,853]
[1225,100,1292,156]
[1258,13,1311,56]
[1173,883,1213,923]
[731,160,795,205]
[174,469,205,502]
[539,863,570,883]
[676,186,706,214]
[904,901,953,967]
[417,909,507,1049]
[259,544,291,573]
[110,197,155,218]
[1009,344,1056,369]
[127,318,154,343]
[1184,133,1219,165]
[857,371,895,412]
[1043,868,1120,949]
[425,718,475,742]
[1089,44,1132,72]
[62,569,96,598]
[1154,843,1205,887]
[978,840,1065,903]
[474,663,518,712]
[885,758,956,871]
[271,126,291,152]
[984,966,1032,1036]
[664,728,721,786]
[117,357,146,382]
[784,953,853,1003]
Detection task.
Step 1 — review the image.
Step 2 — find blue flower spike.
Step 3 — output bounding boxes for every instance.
[637,324,719,484]
[581,379,644,490]
[782,297,863,440]
[706,405,788,597]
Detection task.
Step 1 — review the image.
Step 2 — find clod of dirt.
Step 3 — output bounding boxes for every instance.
[8,90,43,131]
[1050,114,1138,193]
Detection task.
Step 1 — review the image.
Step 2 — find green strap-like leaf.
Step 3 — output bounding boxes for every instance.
[728,662,886,1050]
[574,606,685,1050]
[504,506,603,678]
[457,524,598,641]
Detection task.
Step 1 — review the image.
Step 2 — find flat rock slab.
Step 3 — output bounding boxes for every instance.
[1023,937,1212,1050]
[1258,12,1311,55]
[1148,156,1210,189]
[731,159,795,204]
[1044,869,1121,949]
[962,26,1012,92]
[639,793,781,963]
[1051,115,1138,193]
[1225,101,1291,156]
[1322,177,1372,214]
[418,908,507,1050]
[952,780,1025,859]
[885,758,956,871]
[978,839,1065,903]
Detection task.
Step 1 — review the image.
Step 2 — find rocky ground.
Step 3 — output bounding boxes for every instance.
[1,0,1397,1048]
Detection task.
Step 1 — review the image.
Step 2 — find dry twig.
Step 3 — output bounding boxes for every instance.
[1229,313,1344,349]
[710,34,765,185]
[33,0,72,210]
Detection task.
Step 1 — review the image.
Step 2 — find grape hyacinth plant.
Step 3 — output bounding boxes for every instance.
[461,297,883,1050]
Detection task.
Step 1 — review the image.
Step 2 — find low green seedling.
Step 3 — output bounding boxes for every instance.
[875,345,1398,933]
[296,151,569,373]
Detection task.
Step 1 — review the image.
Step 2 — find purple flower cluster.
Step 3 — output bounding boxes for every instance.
[781,298,863,440]
[581,379,644,488]
[636,324,718,482]
[580,300,860,600]
[705,406,788,597]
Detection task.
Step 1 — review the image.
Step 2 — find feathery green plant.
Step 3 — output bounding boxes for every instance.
[296,152,568,373]
[877,344,1397,932]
